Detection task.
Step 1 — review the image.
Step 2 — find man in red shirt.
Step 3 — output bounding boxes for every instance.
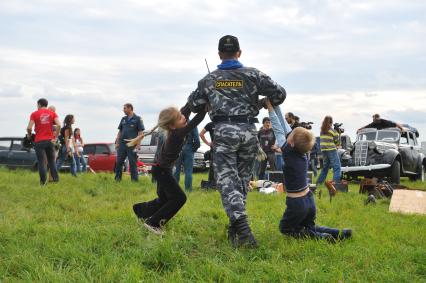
[26,98,61,185]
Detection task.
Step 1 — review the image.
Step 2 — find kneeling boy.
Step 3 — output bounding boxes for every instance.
[264,99,352,241]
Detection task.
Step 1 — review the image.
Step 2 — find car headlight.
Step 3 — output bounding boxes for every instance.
[368,142,377,150]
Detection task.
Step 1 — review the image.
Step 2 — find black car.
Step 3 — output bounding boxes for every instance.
[0,137,87,171]
[340,126,425,184]
[0,137,38,170]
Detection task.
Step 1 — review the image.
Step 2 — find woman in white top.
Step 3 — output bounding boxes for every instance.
[73,128,87,173]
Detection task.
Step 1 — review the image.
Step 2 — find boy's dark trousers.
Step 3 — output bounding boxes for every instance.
[133,166,187,226]
[34,140,59,185]
[279,191,340,239]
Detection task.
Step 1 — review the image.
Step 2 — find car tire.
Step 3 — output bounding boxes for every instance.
[414,164,425,182]
[390,160,400,184]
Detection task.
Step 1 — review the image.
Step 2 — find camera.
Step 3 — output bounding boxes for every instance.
[334,123,344,134]
[299,121,314,130]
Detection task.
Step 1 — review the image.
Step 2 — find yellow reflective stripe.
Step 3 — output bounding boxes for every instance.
[321,148,337,151]
[321,142,335,146]
[328,130,338,136]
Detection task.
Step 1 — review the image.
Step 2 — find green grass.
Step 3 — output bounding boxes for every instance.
[0,168,426,282]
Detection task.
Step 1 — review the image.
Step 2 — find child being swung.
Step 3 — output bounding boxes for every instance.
[264,99,352,241]
[133,103,206,234]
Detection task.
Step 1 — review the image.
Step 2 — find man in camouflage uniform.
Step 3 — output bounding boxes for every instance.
[188,35,286,247]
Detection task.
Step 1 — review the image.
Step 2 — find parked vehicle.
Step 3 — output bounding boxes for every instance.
[340,126,425,184]
[0,137,38,170]
[138,131,208,171]
[0,137,87,171]
[83,143,117,172]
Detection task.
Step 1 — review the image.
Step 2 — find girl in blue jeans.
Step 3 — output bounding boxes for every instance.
[317,116,341,185]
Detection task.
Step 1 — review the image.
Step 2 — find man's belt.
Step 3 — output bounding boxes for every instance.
[212,116,259,124]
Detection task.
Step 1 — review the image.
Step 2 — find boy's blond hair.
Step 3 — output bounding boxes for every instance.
[292,127,315,154]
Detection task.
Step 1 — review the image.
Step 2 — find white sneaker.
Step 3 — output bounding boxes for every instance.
[143,222,164,236]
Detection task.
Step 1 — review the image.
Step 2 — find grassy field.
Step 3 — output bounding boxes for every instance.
[0,168,426,282]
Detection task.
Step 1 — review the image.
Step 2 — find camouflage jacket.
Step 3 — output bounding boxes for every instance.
[187,66,286,118]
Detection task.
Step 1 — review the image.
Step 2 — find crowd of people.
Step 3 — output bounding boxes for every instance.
[26,99,88,185]
[28,35,408,249]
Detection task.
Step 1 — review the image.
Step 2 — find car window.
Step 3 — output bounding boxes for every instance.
[408,133,415,146]
[411,133,418,146]
[108,144,116,154]
[84,145,96,155]
[95,145,110,155]
[400,133,409,145]
[357,132,377,141]
[0,140,11,150]
[377,131,399,142]
[141,135,152,146]
[11,140,23,150]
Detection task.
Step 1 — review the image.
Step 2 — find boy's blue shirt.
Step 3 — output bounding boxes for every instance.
[282,144,309,193]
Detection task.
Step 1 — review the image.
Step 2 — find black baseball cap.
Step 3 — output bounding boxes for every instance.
[218,35,240,53]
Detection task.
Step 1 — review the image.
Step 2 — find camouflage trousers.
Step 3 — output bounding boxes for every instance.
[213,122,258,224]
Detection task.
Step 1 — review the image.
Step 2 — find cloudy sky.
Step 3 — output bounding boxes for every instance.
[1,0,425,144]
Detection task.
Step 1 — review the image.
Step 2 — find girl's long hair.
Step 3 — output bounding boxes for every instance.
[320,116,333,135]
[63,114,74,133]
[157,107,181,132]
[74,128,80,140]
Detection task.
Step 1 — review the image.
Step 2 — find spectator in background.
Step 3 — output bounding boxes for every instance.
[258,117,276,180]
[73,128,87,173]
[174,127,201,192]
[47,105,60,182]
[26,98,61,185]
[56,114,77,176]
[285,112,299,130]
[273,145,283,171]
[115,103,144,182]
[316,116,341,185]
[357,113,404,132]
[200,121,216,186]
[309,139,319,177]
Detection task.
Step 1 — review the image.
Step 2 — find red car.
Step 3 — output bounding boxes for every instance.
[83,143,117,172]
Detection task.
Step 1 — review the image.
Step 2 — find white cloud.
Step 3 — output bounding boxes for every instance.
[0,0,426,142]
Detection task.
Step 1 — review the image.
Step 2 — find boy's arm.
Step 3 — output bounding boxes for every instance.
[265,99,289,148]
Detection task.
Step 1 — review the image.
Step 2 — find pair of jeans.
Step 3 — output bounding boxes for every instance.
[258,151,276,180]
[115,142,138,181]
[276,153,284,171]
[310,158,318,177]
[174,145,195,191]
[74,153,87,173]
[317,150,341,184]
[56,145,77,176]
[279,191,339,239]
[133,166,187,226]
[34,140,59,184]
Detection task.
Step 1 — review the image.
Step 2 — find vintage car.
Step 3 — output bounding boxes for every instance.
[340,126,425,184]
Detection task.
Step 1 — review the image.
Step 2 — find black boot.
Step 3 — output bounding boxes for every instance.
[227,222,237,246]
[233,216,258,248]
[338,229,353,240]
